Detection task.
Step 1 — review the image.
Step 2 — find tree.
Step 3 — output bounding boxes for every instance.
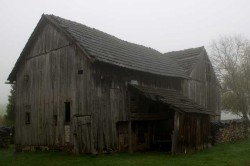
[0,115,6,126]
[210,35,250,125]
[4,85,16,125]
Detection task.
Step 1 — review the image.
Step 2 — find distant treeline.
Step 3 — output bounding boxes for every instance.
[0,104,6,116]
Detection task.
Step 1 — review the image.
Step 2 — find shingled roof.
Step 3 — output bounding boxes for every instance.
[6,14,188,82]
[164,47,205,75]
[130,85,212,115]
[47,15,188,78]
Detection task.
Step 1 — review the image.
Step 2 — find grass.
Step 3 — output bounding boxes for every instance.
[1,139,250,166]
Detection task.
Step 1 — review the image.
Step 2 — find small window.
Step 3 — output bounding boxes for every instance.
[25,112,30,124]
[78,70,83,75]
[65,102,71,122]
[25,105,31,109]
[130,80,139,85]
[53,115,58,126]
[24,75,29,82]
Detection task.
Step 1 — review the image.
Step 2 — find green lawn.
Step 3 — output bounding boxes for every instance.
[1,139,250,166]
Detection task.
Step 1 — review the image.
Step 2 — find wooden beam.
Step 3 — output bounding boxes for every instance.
[130,112,169,121]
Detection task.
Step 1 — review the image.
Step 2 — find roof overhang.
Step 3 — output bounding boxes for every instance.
[129,85,214,115]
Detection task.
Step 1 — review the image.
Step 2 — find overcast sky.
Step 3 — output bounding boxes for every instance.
[0,0,250,105]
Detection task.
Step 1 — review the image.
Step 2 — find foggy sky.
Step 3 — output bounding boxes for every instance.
[0,0,250,104]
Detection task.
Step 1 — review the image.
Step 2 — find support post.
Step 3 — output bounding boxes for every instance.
[172,111,179,154]
[128,90,133,153]
[128,119,132,153]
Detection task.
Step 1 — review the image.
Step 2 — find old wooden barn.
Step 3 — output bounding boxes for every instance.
[7,14,220,154]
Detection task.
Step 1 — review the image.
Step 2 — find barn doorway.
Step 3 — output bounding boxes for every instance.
[117,117,175,152]
[131,115,174,152]
[127,85,176,152]
[128,85,212,153]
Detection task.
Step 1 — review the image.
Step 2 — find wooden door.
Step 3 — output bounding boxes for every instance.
[72,116,92,154]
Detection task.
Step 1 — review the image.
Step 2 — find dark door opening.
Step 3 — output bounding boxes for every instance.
[131,120,174,152]
[151,120,173,151]
[64,102,71,144]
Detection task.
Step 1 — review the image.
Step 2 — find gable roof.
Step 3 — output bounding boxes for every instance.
[164,47,204,75]
[130,85,213,115]
[7,14,187,82]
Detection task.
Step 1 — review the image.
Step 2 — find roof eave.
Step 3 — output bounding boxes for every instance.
[7,15,48,83]
[7,14,97,83]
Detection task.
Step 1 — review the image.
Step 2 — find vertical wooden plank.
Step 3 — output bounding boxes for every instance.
[172,111,179,153]
[128,120,132,153]
[127,91,133,153]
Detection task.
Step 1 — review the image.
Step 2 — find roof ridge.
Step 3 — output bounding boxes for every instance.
[44,14,161,54]
[164,46,204,55]
[164,46,205,75]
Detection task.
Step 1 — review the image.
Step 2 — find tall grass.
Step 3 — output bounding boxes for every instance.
[0,137,250,166]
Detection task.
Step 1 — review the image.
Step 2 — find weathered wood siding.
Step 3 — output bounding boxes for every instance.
[15,21,184,153]
[183,53,220,120]
[172,112,210,153]
[15,22,83,148]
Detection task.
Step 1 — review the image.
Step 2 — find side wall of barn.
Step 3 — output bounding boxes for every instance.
[183,52,220,120]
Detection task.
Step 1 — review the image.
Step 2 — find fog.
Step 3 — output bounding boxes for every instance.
[0,0,250,106]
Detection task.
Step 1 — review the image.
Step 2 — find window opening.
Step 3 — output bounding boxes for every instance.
[53,115,58,126]
[65,102,71,122]
[25,112,30,124]
[78,70,83,74]
[24,75,29,82]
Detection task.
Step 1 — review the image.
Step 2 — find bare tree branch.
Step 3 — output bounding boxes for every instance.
[209,35,250,124]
